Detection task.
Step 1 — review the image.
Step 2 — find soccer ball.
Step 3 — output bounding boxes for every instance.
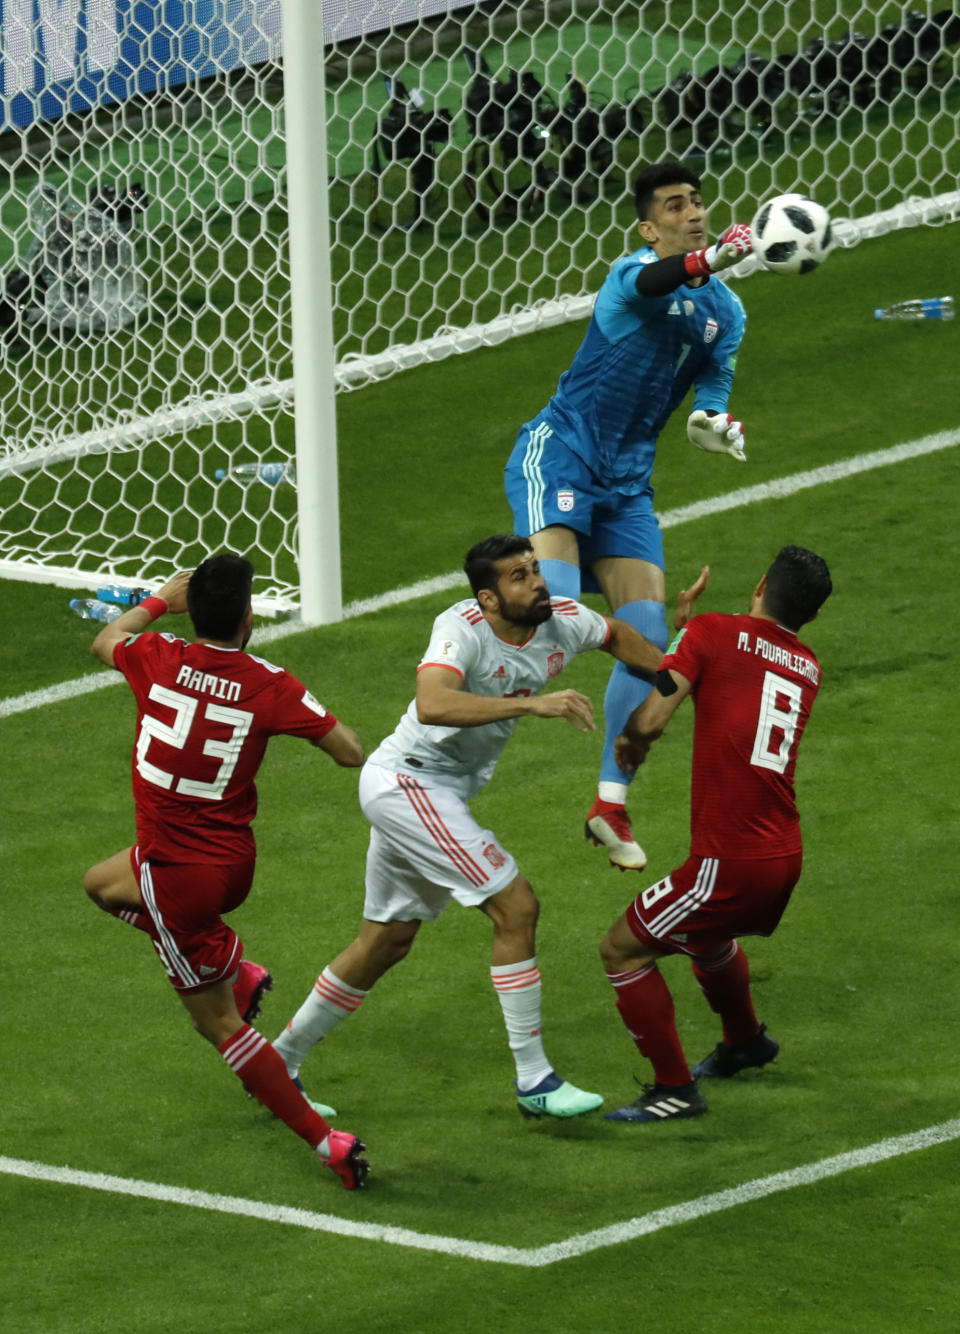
[751,193,833,276]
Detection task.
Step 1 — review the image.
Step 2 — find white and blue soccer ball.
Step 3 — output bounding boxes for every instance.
[751,193,833,275]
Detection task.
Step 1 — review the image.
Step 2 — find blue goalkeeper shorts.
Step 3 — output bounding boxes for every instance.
[505,423,664,573]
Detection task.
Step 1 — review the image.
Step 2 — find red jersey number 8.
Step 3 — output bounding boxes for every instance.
[750,670,802,775]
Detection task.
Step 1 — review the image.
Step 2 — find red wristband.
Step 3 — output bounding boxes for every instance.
[141,595,169,620]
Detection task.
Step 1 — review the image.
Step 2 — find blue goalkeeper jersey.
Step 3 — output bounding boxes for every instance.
[530,246,747,490]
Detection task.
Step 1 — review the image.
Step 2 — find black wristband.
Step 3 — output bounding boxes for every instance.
[634,252,690,299]
[655,668,679,696]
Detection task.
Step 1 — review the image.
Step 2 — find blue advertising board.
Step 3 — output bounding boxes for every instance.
[0,1,478,133]
[0,1,281,132]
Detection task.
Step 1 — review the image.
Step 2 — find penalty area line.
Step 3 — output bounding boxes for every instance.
[1,426,957,722]
[3,1116,959,1267]
[533,1116,960,1265]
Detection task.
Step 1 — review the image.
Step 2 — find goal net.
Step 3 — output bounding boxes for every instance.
[1,1,957,614]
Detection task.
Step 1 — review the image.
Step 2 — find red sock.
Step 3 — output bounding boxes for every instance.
[691,942,760,1046]
[219,1025,330,1148]
[606,964,692,1087]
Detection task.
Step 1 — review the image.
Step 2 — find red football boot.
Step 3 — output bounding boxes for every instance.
[233,959,273,1023]
[318,1131,369,1190]
[585,797,647,871]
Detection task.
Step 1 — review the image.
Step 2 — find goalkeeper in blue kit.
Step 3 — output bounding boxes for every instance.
[505,161,751,871]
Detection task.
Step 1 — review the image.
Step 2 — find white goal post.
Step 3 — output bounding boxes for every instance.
[0,1,957,618]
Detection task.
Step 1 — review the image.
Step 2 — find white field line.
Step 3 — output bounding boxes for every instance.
[2,427,957,724]
[3,1117,959,1266]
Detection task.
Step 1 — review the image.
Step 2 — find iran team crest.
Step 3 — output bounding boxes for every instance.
[704,318,718,344]
[546,651,564,679]
[557,489,575,512]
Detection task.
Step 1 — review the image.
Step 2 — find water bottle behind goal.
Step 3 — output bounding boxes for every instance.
[97,585,152,605]
[214,461,297,485]
[874,297,955,321]
[69,599,123,623]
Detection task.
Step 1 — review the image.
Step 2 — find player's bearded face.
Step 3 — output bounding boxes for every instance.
[495,582,553,626]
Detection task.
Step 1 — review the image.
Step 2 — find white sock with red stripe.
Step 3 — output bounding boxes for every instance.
[491,958,552,1091]
[219,1023,330,1148]
[273,966,368,1078]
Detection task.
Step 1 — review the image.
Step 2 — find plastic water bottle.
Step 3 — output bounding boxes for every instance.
[214,461,296,485]
[69,598,123,623]
[874,297,955,321]
[97,585,151,605]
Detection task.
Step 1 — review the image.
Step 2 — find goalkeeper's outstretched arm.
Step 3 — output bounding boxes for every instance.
[634,223,752,298]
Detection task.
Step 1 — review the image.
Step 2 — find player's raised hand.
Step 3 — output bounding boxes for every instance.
[710,222,753,270]
[157,570,193,614]
[674,564,710,630]
[684,222,752,277]
[529,688,596,732]
[687,409,746,462]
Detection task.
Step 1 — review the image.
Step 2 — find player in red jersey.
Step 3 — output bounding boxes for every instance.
[598,545,832,1123]
[82,554,369,1187]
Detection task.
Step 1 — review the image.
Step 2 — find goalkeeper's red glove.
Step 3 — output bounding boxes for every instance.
[687,409,746,462]
[683,223,752,278]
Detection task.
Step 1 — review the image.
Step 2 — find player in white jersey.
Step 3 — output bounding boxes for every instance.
[274,535,706,1119]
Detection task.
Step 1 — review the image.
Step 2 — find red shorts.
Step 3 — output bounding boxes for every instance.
[131,848,255,993]
[626,852,803,958]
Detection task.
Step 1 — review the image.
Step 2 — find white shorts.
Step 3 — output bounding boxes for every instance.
[359,762,518,922]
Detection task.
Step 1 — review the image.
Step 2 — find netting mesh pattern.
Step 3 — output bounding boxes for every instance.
[0,6,297,599]
[330,0,959,369]
[0,1,957,604]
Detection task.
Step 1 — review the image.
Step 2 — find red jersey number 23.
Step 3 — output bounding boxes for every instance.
[136,683,254,800]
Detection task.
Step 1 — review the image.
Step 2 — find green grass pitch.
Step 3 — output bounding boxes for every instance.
[2,223,960,1332]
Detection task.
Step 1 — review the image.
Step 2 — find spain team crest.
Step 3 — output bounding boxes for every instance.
[483,843,507,869]
[547,651,564,678]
